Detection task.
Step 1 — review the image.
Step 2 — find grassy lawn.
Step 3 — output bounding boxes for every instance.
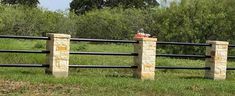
[0,39,235,96]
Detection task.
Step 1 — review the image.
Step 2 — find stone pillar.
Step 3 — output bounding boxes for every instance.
[134,38,157,80]
[46,33,71,78]
[205,41,229,80]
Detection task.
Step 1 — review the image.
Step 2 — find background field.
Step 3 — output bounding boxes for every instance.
[0,39,235,96]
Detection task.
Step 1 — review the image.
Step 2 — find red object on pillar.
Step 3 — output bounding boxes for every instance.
[134,33,150,38]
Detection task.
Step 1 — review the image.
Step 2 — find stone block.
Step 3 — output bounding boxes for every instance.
[133,37,157,80]
[205,40,228,80]
[46,33,71,78]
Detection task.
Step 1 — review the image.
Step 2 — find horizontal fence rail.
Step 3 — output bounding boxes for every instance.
[157,41,211,46]
[0,35,49,40]
[0,64,49,68]
[156,54,211,58]
[69,65,137,69]
[70,65,210,70]
[0,64,234,71]
[70,52,138,56]
[155,66,210,70]
[0,50,49,54]
[228,56,235,59]
[70,38,138,43]
[229,45,235,48]
[227,68,235,70]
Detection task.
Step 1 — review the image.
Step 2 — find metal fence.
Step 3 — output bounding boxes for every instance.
[0,35,234,70]
[0,35,49,68]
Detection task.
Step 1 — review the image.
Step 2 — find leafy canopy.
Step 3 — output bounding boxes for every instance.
[1,0,39,7]
[70,0,158,15]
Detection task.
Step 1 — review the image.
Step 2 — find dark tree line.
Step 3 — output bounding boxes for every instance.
[1,0,159,15]
[70,0,159,15]
[1,0,39,7]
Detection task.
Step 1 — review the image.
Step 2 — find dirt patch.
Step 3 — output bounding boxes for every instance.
[0,80,27,94]
[0,80,80,96]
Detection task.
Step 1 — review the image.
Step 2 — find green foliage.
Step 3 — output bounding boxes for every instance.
[74,8,147,39]
[71,42,88,51]
[33,42,45,49]
[70,0,158,15]
[148,0,235,54]
[1,0,39,7]
[105,0,158,8]
[0,5,77,36]
[151,0,234,42]
[71,0,235,54]
[70,0,104,15]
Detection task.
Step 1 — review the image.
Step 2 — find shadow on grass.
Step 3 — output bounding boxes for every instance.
[0,69,44,76]
[105,74,133,79]
[20,71,40,75]
[180,76,206,80]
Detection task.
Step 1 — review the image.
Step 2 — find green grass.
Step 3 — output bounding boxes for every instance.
[0,39,235,96]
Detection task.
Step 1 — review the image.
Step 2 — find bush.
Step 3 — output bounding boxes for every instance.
[0,5,77,36]
[148,0,235,54]
[151,0,235,42]
[74,8,148,39]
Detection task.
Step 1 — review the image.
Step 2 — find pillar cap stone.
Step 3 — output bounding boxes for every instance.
[134,37,157,42]
[47,33,71,39]
[206,40,229,45]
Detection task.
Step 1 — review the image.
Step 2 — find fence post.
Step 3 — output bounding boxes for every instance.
[134,37,157,80]
[46,33,71,78]
[205,41,229,80]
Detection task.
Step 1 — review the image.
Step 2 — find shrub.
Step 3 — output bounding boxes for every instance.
[74,8,148,39]
[148,0,235,54]
[0,5,77,36]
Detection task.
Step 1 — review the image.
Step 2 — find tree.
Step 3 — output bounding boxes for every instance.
[70,0,158,15]
[1,0,39,7]
[70,0,104,15]
[105,0,158,8]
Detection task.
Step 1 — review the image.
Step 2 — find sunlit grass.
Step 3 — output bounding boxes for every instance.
[0,39,235,95]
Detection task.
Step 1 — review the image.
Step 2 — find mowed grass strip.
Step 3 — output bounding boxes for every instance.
[0,39,235,95]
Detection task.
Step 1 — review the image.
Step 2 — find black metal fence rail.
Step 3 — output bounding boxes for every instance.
[227,68,235,70]
[0,64,234,70]
[229,44,235,48]
[68,65,210,70]
[69,65,137,69]
[0,50,49,54]
[0,64,49,67]
[157,41,211,46]
[0,35,49,40]
[228,56,235,59]
[156,66,210,70]
[70,38,214,46]
[70,51,138,56]
[155,42,212,60]
[156,54,211,58]
[70,38,138,43]
[67,65,234,70]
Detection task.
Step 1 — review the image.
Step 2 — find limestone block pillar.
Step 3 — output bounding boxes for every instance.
[205,41,229,80]
[46,33,71,78]
[134,38,157,80]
